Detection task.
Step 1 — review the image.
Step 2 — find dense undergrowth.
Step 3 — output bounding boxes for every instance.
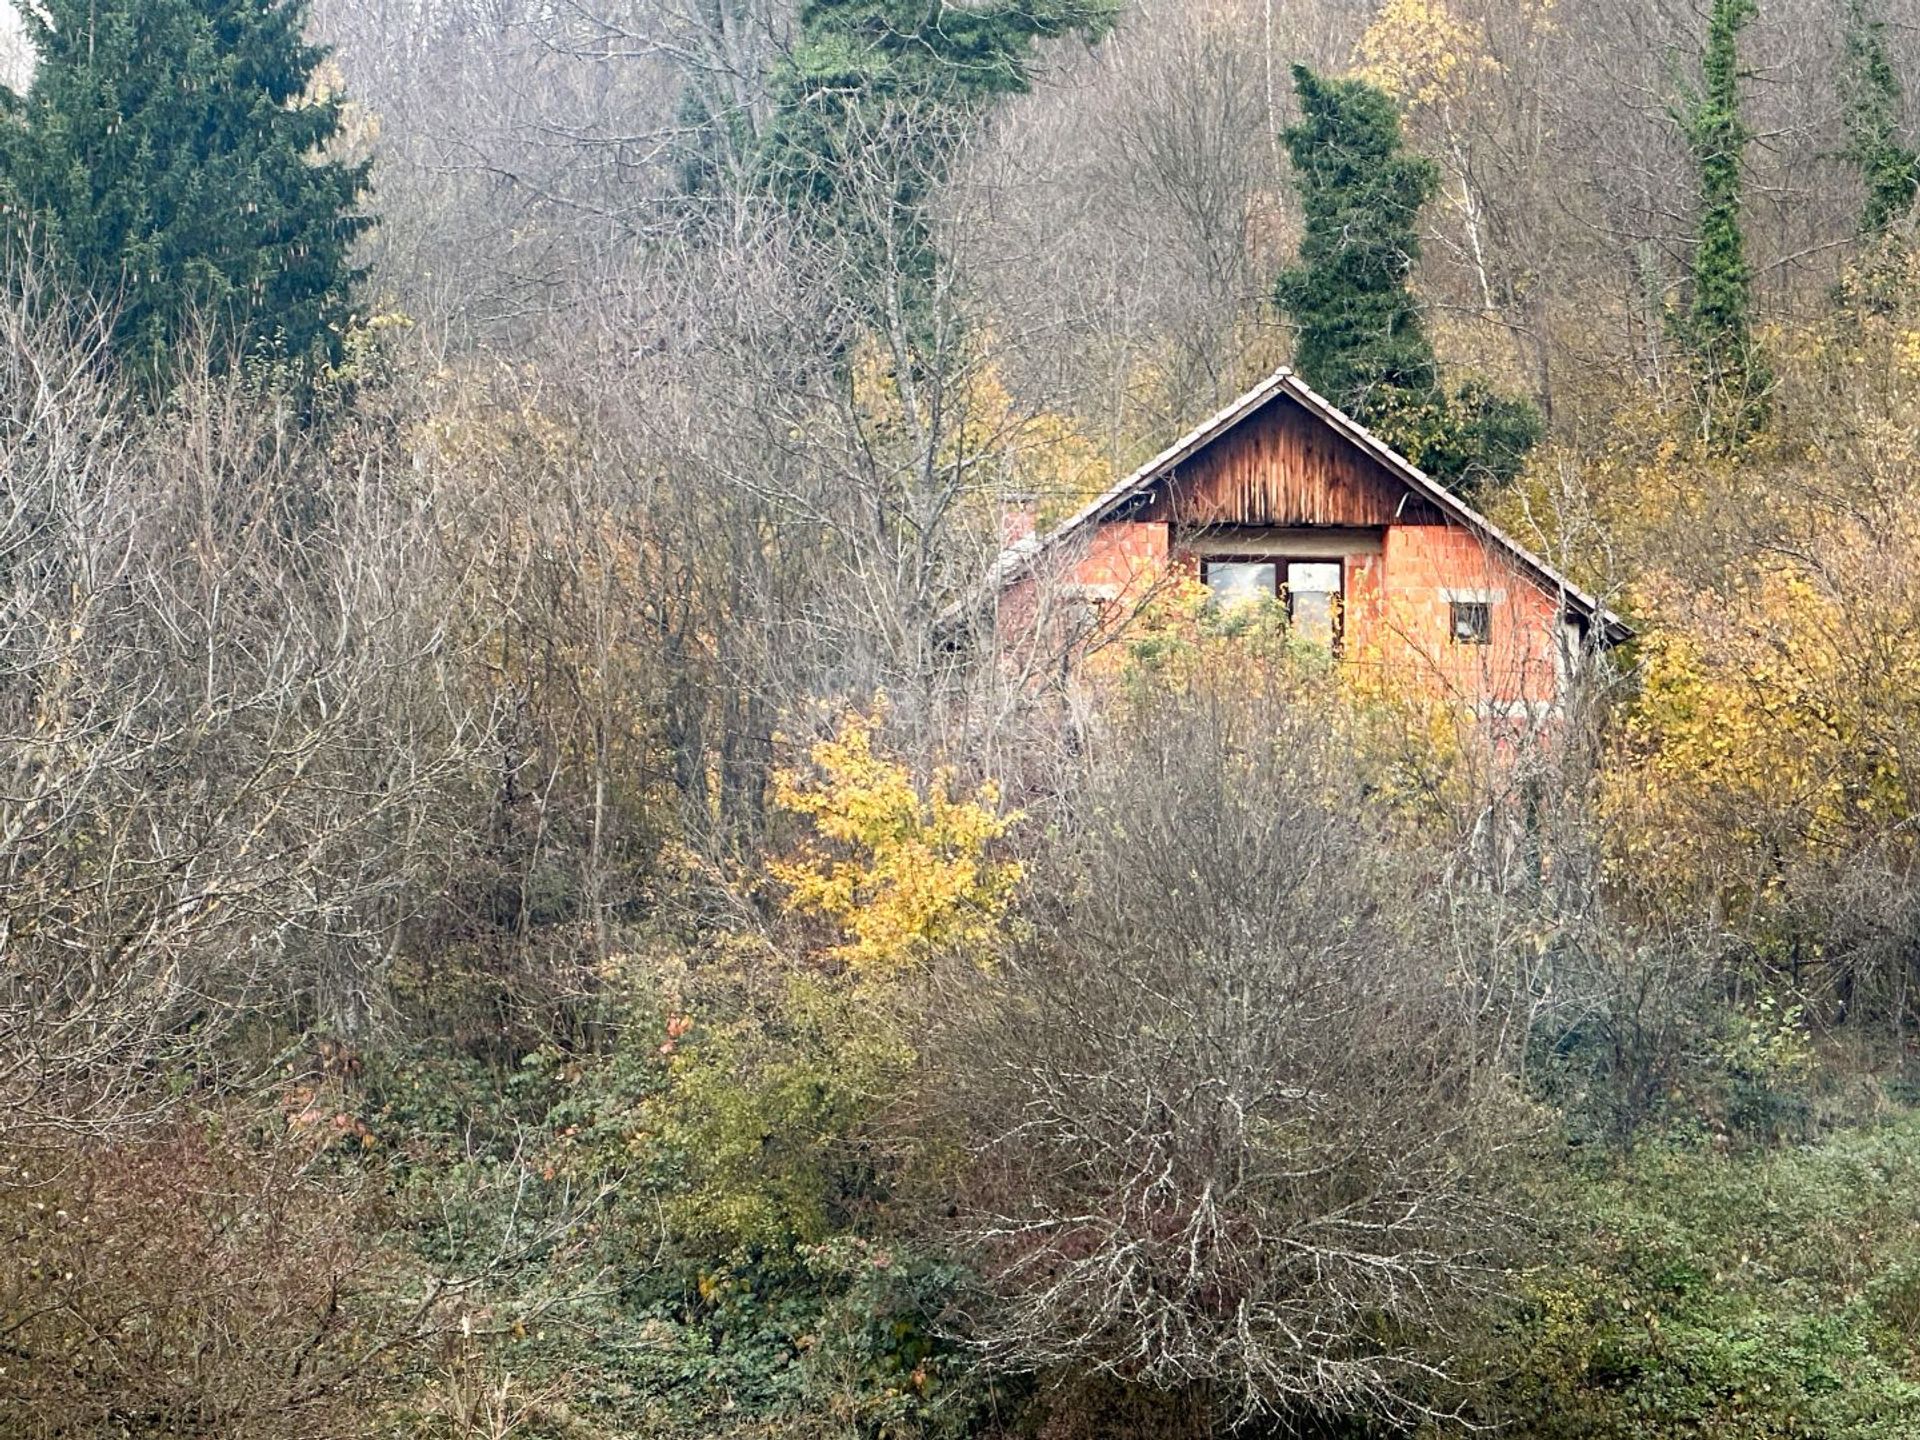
[12,552,1920,1438]
[324,998,1920,1439]
[12,2,1920,1433]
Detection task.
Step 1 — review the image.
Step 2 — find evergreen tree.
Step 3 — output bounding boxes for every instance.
[1275,67,1441,424]
[1274,65,1539,492]
[1841,0,1919,239]
[758,0,1117,320]
[0,0,370,389]
[1674,0,1769,444]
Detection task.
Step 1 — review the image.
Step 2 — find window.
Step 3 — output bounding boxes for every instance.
[1202,560,1277,608]
[1201,557,1343,648]
[1285,562,1342,649]
[1062,588,1113,641]
[1450,599,1492,645]
[1553,616,1584,695]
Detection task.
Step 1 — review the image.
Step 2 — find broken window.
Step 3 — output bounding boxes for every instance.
[1202,560,1278,608]
[1450,599,1492,645]
[1284,562,1342,649]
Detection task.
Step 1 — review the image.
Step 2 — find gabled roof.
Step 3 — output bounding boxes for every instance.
[973,367,1631,645]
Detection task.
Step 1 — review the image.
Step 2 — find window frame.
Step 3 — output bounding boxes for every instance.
[1448,598,1493,646]
[1198,557,1281,608]
[1201,554,1346,650]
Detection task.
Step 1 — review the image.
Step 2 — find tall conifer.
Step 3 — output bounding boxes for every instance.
[757,0,1116,320]
[1275,66,1443,427]
[1275,65,1539,491]
[1675,0,1769,444]
[0,0,370,388]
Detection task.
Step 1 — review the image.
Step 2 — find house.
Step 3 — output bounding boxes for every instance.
[966,367,1628,716]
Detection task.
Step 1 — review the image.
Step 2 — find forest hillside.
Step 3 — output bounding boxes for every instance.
[8,1,1920,1437]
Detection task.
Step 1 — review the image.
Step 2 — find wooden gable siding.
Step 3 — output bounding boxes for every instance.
[1130,394,1444,529]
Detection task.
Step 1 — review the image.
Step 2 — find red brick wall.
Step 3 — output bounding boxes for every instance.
[1074,520,1172,596]
[1372,524,1564,709]
[993,521,1172,675]
[999,520,1171,622]
[991,516,1568,713]
[1344,551,1385,652]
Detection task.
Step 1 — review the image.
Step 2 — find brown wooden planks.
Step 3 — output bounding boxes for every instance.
[1138,395,1442,529]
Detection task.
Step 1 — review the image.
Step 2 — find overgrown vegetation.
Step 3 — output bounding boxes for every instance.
[10,0,1920,1437]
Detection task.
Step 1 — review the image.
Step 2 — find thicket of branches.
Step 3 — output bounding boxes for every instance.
[8,0,1920,1436]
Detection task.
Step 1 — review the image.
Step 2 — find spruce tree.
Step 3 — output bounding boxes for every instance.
[758,0,1116,319]
[1274,65,1539,492]
[1841,0,1918,239]
[1674,0,1769,444]
[0,0,370,389]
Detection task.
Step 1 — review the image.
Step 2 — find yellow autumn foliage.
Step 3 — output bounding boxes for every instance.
[770,703,1023,977]
[1354,0,1501,110]
[1604,550,1920,921]
[1564,254,1920,927]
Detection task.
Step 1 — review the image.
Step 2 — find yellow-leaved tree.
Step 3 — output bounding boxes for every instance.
[771,702,1023,978]
[1354,0,1500,111]
[1353,0,1555,343]
[1599,260,1920,1009]
[1604,543,1920,924]
[596,704,1022,1257]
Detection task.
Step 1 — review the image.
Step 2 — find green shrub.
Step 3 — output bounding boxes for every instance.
[1492,1115,1920,1437]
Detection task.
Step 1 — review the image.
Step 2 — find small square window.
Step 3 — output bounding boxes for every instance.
[1064,592,1110,637]
[1450,600,1492,645]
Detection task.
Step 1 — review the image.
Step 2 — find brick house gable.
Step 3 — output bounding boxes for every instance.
[958,368,1627,714]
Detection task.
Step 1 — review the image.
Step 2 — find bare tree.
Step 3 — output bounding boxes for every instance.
[0,278,496,1145]
[925,673,1528,1427]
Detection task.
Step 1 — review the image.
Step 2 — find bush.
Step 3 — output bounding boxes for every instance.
[925,675,1529,1426]
[1493,1116,1920,1437]
[0,1106,418,1439]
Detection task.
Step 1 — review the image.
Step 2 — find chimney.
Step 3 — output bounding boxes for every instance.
[1000,496,1037,548]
